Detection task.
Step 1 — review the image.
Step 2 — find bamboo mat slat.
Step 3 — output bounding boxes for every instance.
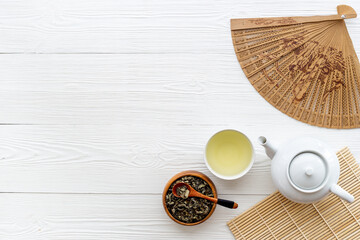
[228,147,360,239]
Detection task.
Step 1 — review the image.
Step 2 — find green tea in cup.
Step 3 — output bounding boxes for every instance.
[205,130,254,180]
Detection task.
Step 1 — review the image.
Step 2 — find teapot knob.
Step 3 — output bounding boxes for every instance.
[305,167,313,176]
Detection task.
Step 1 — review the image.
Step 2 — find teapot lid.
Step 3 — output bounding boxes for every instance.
[288,152,327,191]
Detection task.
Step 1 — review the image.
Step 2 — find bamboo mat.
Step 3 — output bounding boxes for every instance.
[228,147,360,239]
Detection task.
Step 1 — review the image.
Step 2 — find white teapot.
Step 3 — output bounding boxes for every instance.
[258,136,354,204]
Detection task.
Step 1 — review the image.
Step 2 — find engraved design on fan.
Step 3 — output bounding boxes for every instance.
[231,5,360,129]
[248,17,297,26]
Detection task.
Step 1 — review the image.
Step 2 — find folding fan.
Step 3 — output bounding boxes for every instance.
[231,5,360,128]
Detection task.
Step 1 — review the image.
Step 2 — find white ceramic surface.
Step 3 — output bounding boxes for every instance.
[288,152,327,190]
[259,136,354,204]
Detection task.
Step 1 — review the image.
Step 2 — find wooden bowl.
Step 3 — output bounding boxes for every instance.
[162,170,217,226]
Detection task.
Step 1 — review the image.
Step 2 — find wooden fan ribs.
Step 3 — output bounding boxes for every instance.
[231,5,360,128]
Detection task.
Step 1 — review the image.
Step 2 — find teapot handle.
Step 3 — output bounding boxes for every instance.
[330,184,354,203]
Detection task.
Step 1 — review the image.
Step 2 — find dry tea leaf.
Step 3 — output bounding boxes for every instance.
[176,185,190,199]
[165,175,214,224]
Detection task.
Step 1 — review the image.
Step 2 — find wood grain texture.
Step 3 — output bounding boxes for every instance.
[0,0,360,239]
[0,125,274,194]
[0,125,359,195]
[0,193,268,239]
[0,0,358,54]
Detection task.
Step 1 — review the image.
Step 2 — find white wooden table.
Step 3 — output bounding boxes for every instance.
[0,0,360,239]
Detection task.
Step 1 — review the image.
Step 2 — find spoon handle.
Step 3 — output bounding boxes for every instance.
[192,192,238,209]
[217,199,238,209]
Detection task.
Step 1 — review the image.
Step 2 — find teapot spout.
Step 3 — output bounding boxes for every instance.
[258,136,277,159]
[330,184,354,203]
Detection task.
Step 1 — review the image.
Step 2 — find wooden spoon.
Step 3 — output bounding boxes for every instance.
[172,182,238,209]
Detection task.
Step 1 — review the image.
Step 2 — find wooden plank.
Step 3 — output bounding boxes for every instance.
[0,125,358,194]
[0,125,273,194]
[0,193,267,239]
[0,0,359,53]
[0,53,301,125]
[1,53,360,128]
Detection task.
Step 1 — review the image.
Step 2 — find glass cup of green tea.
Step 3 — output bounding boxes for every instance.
[205,130,254,180]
